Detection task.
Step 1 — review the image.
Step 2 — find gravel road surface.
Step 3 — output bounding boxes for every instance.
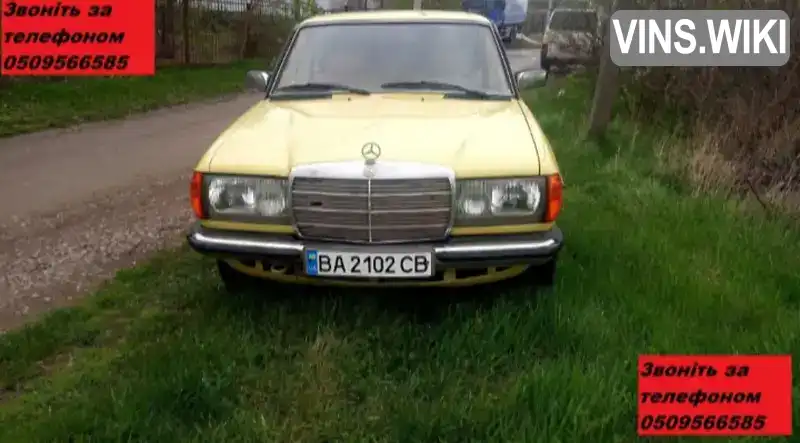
[0,94,263,332]
[0,46,542,332]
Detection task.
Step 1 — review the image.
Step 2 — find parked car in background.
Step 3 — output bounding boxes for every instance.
[187,11,564,292]
[541,7,599,72]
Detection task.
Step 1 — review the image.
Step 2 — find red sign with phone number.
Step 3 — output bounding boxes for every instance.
[638,355,792,436]
[1,0,154,75]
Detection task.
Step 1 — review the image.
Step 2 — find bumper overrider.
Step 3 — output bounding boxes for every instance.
[187,223,563,287]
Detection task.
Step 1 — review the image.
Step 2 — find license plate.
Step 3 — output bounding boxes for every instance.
[304,249,434,278]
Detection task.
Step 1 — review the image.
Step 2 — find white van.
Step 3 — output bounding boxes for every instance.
[500,0,528,43]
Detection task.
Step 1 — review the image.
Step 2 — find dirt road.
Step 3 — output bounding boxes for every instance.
[0,93,263,332]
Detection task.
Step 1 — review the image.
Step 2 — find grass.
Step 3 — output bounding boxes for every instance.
[0,60,265,137]
[0,77,798,442]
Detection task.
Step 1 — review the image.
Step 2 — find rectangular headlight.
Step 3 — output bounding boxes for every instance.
[455,178,546,225]
[205,175,288,220]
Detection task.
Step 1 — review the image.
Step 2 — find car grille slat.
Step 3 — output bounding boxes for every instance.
[293,209,369,226]
[291,176,452,243]
[292,193,368,211]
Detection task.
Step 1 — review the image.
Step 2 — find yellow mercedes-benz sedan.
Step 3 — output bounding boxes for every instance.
[187,10,564,291]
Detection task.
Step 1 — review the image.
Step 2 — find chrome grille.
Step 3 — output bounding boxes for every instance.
[291,177,452,243]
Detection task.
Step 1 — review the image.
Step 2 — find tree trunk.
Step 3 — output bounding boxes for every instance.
[293,0,302,20]
[239,3,252,59]
[182,0,191,64]
[785,0,796,17]
[164,0,176,59]
[586,0,632,137]
[587,40,619,136]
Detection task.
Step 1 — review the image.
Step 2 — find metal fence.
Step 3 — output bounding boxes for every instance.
[156,0,316,65]
[154,0,567,65]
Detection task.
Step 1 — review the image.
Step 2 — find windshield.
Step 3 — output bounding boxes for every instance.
[549,11,597,32]
[273,22,513,97]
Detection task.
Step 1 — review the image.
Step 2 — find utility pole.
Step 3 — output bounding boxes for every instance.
[413,0,422,9]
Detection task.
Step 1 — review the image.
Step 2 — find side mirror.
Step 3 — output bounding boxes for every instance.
[245,70,270,92]
[515,69,547,90]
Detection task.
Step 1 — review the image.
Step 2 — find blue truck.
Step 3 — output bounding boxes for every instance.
[462,0,527,43]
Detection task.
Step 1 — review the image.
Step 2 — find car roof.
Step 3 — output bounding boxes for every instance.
[301,10,493,26]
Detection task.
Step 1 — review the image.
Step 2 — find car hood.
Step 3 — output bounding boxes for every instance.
[198,94,544,177]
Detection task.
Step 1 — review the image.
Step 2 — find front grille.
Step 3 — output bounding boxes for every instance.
[291,177,452,243]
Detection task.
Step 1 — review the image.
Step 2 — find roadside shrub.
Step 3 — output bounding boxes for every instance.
[619,2,799,214]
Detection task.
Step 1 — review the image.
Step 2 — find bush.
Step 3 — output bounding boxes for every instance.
[617,3,799,214]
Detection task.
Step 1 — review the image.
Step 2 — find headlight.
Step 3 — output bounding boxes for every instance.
[206,175,288,219]
[455,178,545,224]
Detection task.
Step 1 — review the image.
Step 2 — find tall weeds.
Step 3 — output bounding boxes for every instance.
[619,2,799,214]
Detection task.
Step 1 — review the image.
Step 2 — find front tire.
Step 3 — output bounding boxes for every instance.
[217,259,260,294]
[525,258,557,287]
[541,57,552,72]
[540,43,551,71]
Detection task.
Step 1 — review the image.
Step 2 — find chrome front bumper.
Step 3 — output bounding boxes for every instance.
[187,223,563,268]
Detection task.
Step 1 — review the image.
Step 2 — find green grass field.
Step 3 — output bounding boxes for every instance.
[0,77,797,442]
[0,60,265,137]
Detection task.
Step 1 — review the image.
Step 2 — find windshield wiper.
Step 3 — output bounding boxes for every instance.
[273,82,371,95]
[380,81,509,99]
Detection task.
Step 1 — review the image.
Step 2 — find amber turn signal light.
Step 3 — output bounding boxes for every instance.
[544,173,563,222]
[190,171,205,219]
